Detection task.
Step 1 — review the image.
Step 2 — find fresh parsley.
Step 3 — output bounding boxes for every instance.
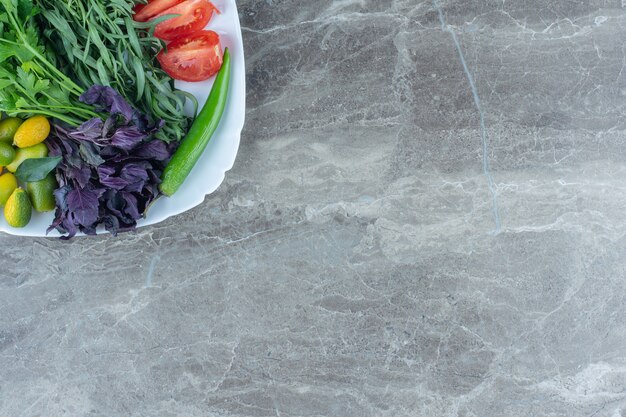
[0,0,98,125]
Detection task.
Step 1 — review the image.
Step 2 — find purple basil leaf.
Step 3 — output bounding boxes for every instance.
[133,140,171,161]
[80,85,134,121]
[58,221,78,240]
[121,192,141,221]
[66,154,84,169]
[49,186,78,239]
[66,187,101,227]
[120,163,149,193]
[101,177,129,190]
[105,191,134,224]
[59,139,79,158]
[102,116,117,137]
[55,173,67,188]
[53,185,71,212]
[97,165,127,190]
[47,210,65,235]
[120,163,149,183]
[68,165,92,188]
[100,145,122,159]
[110,126,146,150]
[46,137,64,157]
[52,124,70,137]
[79,143,105,167]
[123,181,145,193]
[97,165,116,178]
[68,118,104,142]
[133,113,164,135]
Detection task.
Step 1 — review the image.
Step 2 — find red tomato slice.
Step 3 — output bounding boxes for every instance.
[133,0,184,22]
[133,2,147,15]
[157,31,223,82]
[154,0,219,41]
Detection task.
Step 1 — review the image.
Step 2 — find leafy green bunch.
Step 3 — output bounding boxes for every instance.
[0,0,98,125]
[0,0,192,141]
[36,0,193,141]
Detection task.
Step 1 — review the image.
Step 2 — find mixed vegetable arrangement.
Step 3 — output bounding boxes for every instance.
[0,0,231,238]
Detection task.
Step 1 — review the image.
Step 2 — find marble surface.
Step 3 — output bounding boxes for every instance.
[2,0,626,416]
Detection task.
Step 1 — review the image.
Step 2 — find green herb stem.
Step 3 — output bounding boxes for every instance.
[23,45,84,95]
[13,108,83,126]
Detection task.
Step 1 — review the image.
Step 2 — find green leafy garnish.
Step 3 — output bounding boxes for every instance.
[35,0,191,141]
[0,0,98,125]
[0,0,190,141]
[15,156,62,182]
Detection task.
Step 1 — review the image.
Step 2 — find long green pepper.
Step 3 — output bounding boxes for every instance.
[159,48,231,197]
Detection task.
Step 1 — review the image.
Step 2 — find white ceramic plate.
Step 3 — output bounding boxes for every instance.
[0,0,245,237]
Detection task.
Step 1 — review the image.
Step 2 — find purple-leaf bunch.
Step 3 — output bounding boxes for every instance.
[46,86,176,239]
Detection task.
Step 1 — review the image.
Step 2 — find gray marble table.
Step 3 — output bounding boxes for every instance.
[2,1,626,416]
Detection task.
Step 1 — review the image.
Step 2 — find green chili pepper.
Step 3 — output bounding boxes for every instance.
[159,48,231,197]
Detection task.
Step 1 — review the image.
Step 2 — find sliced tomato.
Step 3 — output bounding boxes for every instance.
[157,31,223,82]
[133,0,185,22]
[153,0,219,41]
[133,2,147,15]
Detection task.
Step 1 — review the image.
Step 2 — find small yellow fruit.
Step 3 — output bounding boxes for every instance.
[6,142,48,173]
[4,188,32,228]
[13,115,51,148]
[0,118,23,144]
[0,142,16,166]
[27,174,58,212]
[0,172,18,206]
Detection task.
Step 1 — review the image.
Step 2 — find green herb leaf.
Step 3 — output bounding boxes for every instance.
[33,0,190,141]
[0,0,89,125]
[15,156,61,182]
[0,78,13,89]
[0,44,16,63]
